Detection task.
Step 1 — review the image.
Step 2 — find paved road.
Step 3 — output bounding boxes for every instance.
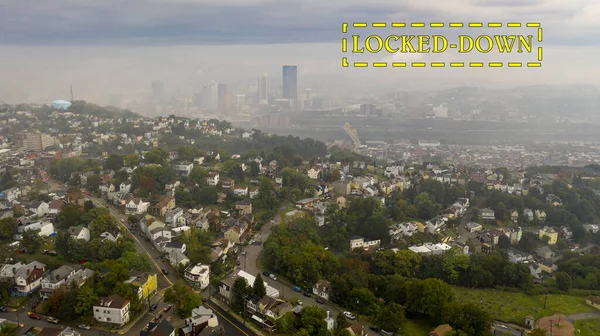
[565,310,600,321]
[240,206,342,321]
[204,300,257,336]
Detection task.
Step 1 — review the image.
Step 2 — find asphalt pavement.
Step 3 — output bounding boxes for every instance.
[204,300,257,336]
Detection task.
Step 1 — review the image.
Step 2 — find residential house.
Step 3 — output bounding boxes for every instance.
[164,242,186,255]
[165,208,184,226]
[539,226,558,245]
[312,280,330,301]
[100,231,121,242]
[224,221,249,244]
[39,265,76,299]
[408,243,452,255]
[258,296,292,320]
[528,262,542,280]
[168,251,190,268]
[249,187,259,199]
[150,197,176,217]
[510,210,519,222]
[307,167,321,180]
[14,261,46,294]
[535,210,547,221]
[0,262,25,281]
[218,270,279,303]
[586,296,600,310]
[235,199,252,215]
[539,261,558,274]
[37,327,81,336]
[66,190,86,205]
[535,246,555,260]
[1,187,21,202]
[480,208,495,220]
[93,294,131,326]
[507,248,533,263]
[99,182,115,194]
[124,273,158,300]
[221,179,235,190]
[67,225,91,242]
[180,306,220,336]
[206,172,219,186]
[523,208,534,221]
[126,198,150,215]
[48,200,65,216]
[389,222,419,241]
[28,201,49,217]
[466,222,483,233]
[184,264,210,290]
[349,237,381,250]
[120,182,132,193]
[175,162,194,176]
[233,186,248,197]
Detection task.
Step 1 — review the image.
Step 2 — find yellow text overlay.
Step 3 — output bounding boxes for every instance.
[341,22,543,68]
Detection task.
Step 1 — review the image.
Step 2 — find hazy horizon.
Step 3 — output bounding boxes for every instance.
[1,0,600,105]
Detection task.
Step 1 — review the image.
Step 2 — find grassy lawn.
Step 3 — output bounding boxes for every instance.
[455,287,594,324]
[574,318,600,336]
[401,319,433,336]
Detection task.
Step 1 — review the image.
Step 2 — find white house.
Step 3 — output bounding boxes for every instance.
[120,182,132,193]
[125,198,150,215]
[93,295,131,326]
[312,279,330,301]
[249,188,259,199]
[67,225,91,242]
[349,237,381,250]
[206,172,219,186]
[48,199,65,216]
[0,262,25,281]
[99,182,115,194]
[21,221,55,237]
[28,201,49,217]
[14,261,46,294]
[184,264,210,290]
[165,208,184,225]
[307,168,321,180]
[233,186,248,197]
[164,242,186,255]
[1,187,21,202]
[175,163,194,176]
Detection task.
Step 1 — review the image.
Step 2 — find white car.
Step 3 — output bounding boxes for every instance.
[343,311,356,320]
[269,274,277,281]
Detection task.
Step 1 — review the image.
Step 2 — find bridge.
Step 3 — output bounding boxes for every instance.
[343,122,361,149]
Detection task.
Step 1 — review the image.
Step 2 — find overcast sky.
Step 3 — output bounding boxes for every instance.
[1,0,599,104]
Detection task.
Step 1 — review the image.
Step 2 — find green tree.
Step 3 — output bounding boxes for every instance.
[231,277,249,312]
[75,286,97,317]
[0,217,16,240]
[253,273,267,298]
[299,306,327,336]
[123,153,140,167]
[335,312,347,332]
[164,281,202,316]
[406,278,454,323]
[556,272,572,291]
[21,229,42,254]
[189,166,209,185]
[105,154,124,171]
[375,302,405,333]
[144,148,168,164]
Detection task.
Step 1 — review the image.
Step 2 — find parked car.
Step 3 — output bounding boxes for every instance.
[0,306,6,312]
[202,297,207,303]
[163,305,172,312]
[180,314,186,319]
[303,291,311,297]
[369,326,380,332]
[161,268,168,275]
[78,324,91,330]
[28,313,41,320]
[269,274,277,281]
[47,317,59,324]
[150,303,158,311]
[292,286,302,292]
[242,251,247,256]
[316,297,325,304]
[263,271,270,277]
[343,311,356,320]
[236,260,241,265]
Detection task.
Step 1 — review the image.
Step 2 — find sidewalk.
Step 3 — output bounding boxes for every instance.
[115,291,164,335]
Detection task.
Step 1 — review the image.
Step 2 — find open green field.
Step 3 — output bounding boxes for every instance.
[455,287,594,324]
[574,318,600,336]
[401,319,432,336]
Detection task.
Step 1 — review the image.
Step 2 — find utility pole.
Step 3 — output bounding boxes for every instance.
[550,319,553,335]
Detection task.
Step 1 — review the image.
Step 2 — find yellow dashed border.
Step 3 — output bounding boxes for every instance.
[341,22,543,68]
[341,58,542,68]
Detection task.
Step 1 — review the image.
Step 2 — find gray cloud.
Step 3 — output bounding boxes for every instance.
[1,0,597,46]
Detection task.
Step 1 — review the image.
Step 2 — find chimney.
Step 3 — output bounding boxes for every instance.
[326,311,330,319]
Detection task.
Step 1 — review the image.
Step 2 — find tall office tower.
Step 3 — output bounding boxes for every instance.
[305,88,311,100]
[282,65,298,100]
[258,74,269,104]
[207,81,219,110]
[218,83,231,112]
[151,79,164,100]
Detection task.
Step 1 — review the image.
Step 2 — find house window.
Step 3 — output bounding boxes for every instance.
[107,318,112,322]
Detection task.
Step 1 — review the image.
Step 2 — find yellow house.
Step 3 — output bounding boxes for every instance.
[415,222,427,233]
[535,210,547,221]
[538,226,558,245]
[125,273,158,300]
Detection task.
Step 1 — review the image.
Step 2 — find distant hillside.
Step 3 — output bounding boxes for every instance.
[67,100,141,118]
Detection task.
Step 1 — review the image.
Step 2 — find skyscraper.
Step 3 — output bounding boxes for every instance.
[218,83,230,112]
[282,65,297,100]
[258,74,269,104]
